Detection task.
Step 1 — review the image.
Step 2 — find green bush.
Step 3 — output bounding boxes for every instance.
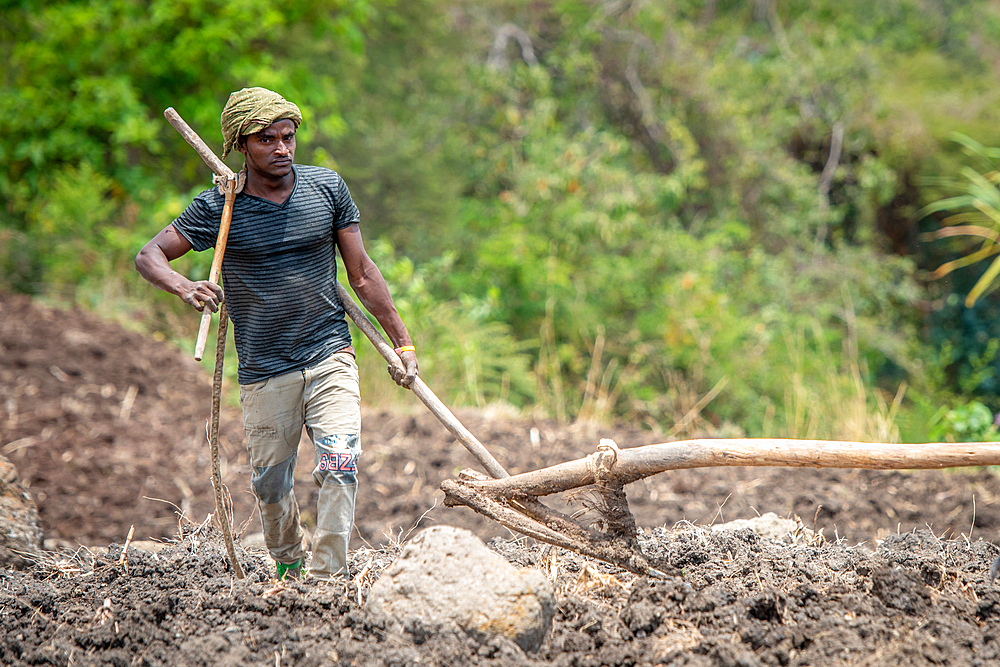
[929,401,999,442]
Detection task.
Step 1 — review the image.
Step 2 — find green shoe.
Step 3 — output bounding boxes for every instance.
[276,559,305,580]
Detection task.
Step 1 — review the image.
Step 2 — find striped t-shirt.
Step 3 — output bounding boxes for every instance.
[172,165,360,384]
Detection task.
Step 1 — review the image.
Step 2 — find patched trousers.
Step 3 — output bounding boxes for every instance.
[239,351,361,579]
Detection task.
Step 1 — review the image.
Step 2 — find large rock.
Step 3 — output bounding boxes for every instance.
[366,525,555,652]
[0,454,43,569]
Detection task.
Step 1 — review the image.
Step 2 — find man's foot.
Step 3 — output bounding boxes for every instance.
[276,559,305,580]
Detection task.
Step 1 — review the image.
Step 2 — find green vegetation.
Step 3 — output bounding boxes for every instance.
[5,0,1000,442]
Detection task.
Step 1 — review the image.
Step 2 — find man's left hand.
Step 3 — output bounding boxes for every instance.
[389,350,419,388]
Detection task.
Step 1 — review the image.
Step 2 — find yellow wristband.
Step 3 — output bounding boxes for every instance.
[395,345,415,355]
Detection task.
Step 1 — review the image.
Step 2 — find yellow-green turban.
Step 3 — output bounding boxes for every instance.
[220,87,302,159]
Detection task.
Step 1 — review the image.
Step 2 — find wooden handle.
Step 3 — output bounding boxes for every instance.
[408,377,510,480]
[193,311,213,362]
[334,282,509,479]
[164,107,234,180]
[194,181,236,361]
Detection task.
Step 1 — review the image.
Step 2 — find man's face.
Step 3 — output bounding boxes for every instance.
[241,119,296,178]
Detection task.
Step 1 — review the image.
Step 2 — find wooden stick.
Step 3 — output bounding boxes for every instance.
[163,106,243,576]
[193,179,236,360]
[210,303,245,579]
[117,525,135,574]
[163,107,237,361]
[164,108,234,180]
[334,281,509,480]
[449,438,1000,500]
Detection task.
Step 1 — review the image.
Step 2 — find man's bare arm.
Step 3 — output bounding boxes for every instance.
[135,224,223,312]
[337,223,418,387]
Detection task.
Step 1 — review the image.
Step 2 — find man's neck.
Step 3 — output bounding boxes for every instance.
[244,165,295,204]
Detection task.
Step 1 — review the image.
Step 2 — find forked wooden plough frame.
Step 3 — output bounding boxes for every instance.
[441,437,1000,576]
[166,108,1000,580]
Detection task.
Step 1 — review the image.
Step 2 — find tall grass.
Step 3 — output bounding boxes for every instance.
[780,304,906,444]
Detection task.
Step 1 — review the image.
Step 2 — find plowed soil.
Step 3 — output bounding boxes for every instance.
[3,290,1000,666]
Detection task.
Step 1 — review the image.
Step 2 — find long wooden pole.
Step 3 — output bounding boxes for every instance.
[164,108,233,181]
[163,107,237,361]
[451,438,1000,499]
[163,107,243,577]
[193,180,235,360]
[209,304,244,579]
[335,282,509,480]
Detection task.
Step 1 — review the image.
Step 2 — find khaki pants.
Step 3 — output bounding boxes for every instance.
[239,351,361,579]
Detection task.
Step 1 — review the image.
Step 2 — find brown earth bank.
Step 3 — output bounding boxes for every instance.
[3,289,1000,665]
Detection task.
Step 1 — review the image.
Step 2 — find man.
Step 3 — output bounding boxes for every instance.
[136,87,419,580]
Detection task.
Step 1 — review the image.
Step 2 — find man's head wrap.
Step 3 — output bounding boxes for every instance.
[220,87,302,159]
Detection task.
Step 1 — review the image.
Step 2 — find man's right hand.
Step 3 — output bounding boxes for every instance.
[179,279,224,312]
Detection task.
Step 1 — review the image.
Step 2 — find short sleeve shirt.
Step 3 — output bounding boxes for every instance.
[172,165,359,384]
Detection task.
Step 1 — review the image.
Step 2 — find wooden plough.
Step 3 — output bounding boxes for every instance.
[442,437,1000,577]
[342,286,1000,577]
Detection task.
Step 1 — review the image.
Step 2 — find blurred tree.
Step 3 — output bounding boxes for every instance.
[0,0,375,293]
[3,0,1000,436]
